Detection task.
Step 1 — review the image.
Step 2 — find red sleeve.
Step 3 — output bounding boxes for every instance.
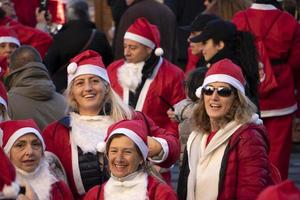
[133,112,180,168]
[288,24,300,117]
[154,182,178,200]
[52,181,74,200]
[236,129,270,199]
[84,185,102,200]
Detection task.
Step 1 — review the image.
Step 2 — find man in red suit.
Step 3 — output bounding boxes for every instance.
[107,17,185,183]
[232,0,300,179]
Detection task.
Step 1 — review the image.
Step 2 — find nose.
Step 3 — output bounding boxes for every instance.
[83,81,92,91]
[24,144,34,156]
[124,46,130,57]
[211,90,219,100]
[115,152,124,163]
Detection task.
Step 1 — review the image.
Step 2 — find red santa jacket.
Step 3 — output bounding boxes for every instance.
[232,5,300,118]
[84,175,178,200]
[107,58,186,138]
[51,180,74,200]
[0,16,53,58]
[184,47,200,76]
[217,123,272,200]
[42,112,180,200]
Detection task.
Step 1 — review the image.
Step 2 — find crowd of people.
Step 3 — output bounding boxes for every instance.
[0,0,300,200]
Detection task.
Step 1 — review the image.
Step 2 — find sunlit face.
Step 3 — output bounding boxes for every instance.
[10,133,43,173]
[124,39,152,63]
[0,42,18,57]
[108,135,143,178]
[201,39,223,61]
[204,82,235,129]
[189,31,203,55]
[71,74,108,116]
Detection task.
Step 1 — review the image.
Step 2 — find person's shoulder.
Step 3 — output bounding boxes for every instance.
[148,176,177,199]
[107,59,125,70]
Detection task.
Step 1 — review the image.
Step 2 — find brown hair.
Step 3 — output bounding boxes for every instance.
[192,90,256,133]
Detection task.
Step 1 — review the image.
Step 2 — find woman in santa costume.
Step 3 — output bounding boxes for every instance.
[42,50,179,199]
[185,59,273,200]
[0,119,74,200]
[84,119,177,200]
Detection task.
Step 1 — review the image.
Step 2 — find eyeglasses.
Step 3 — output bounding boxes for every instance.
[202,85,234,97]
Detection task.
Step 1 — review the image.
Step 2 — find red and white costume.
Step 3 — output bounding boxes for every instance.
[16,160,74,200]
[84,172,177,200]
[108,58,186,137]
[108,17,185,137]
[84,119,178,200]
[42,50,180,199]
[232,3,300,179]
[0,119,74,200]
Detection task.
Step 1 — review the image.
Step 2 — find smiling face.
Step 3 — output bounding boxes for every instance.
[204,82,235,130]
[201,39,224,61]
[123,39,152,64]
[71,74,108,116]
[108,135,143,178]
[9,133,43,173]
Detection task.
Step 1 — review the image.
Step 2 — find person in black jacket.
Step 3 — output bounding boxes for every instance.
[44,0,113,93]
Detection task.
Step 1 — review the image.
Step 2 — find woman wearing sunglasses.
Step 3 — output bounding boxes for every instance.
[186,59,272,200]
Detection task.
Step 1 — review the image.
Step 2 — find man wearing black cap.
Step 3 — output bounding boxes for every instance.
[181,13,219,75]
[232,0,300,180]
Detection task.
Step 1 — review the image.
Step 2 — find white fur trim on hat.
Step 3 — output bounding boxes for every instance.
[195,74,245,98]
[0,37,20,46]
[68,64,110,85]
[2,182,20,198]
[124,32,155,49]
[154,48,164,56]
[96,142,106,153]
[3,127,46,154]
[108,128,148,161]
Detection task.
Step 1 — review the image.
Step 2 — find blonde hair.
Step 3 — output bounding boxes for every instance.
[65,78,132,122]
[192,90,257,133]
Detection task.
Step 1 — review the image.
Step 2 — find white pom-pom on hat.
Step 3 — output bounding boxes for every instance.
[96,142,106,153]
[195,87,202,98]
[67,62,78,75]
[154,47,164,56]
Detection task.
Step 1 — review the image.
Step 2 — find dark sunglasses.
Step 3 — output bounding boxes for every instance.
[202,85,234,97]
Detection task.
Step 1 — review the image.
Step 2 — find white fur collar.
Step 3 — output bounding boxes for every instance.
[104,171,148,200]
[251,3,278,10]
[70,112,115,154]
[117,61,145,92]
[16,159,57,200]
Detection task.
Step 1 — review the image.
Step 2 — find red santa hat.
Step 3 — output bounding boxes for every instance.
[124,17,164,56]
[0,119,45,154]
[67,50,109,85]
[97,119,148,161]
[0,147,20,199]
[0,27,20,47]
[256,180,300,200]
[195,59,246,98]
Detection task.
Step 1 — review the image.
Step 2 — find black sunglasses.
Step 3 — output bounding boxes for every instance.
[202,85,234,97]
